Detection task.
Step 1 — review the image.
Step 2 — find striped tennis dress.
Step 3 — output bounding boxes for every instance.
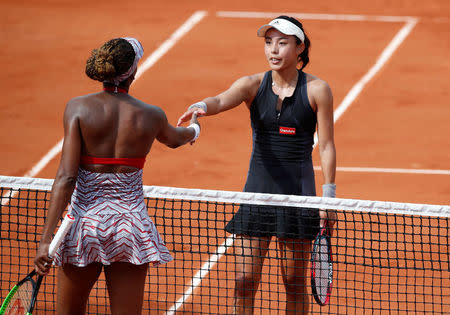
[225,70,320,239]
[53,168,172,267]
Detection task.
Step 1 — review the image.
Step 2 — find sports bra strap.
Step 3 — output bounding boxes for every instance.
[80,156,146,169]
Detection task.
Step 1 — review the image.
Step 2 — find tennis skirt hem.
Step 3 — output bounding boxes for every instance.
[225,204,320,240]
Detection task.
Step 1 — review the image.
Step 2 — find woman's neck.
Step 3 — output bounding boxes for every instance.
[103,83,129,94]
[272,68,299,89]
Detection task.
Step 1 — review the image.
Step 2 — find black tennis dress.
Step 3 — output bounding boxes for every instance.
[225,70,320,239]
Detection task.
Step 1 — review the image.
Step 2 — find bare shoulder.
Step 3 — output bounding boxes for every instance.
[231,72,265,104]
[246,72,266,83]
[66,92,104,109]
[305,73,333,112]
[64,95,90,118]
[64,93,107,122]
[132,97,165,118]
[236,72,265,89]
[129,98,169,129]
[305,73,332,96]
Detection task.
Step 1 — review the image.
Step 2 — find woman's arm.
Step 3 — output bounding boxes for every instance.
[157,109,200,148]
[177,74,262,126]
[312,80,337,229]
[34,100,82,274]
[315,81,336,186]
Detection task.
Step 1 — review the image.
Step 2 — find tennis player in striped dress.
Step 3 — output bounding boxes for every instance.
[178,16,337,314]
[33,37,201,314]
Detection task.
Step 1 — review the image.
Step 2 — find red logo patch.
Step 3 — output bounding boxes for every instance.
[279,126,296,135]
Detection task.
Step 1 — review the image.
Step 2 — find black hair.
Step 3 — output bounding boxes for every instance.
[85,38,135,82]
[275,15,311,70]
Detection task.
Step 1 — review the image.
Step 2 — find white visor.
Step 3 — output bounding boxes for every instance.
[257,18,305,42]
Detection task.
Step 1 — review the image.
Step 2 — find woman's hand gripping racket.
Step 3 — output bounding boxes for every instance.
[0,214,75,315]
[311,219,333,306]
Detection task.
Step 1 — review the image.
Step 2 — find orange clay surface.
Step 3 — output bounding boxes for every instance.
[1,0,449,313]
[1,0,449,204]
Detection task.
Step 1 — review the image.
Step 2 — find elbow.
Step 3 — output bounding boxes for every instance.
[165,137,187,149]
[161,136,185,149]
[319,140,336,154]
[319,143,336,164]
[166,128,195,148]
[54,174,77,190]
[166,142,182,149]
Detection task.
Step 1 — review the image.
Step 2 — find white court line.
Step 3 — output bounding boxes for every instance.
[1,140,63,206]
[313,13,417,144]
[166,11,420,313]
[316,166,450,175]
[165,235,235,315]
[332,17,418,123]
[136,11,207,80]
[1,11,207,206]
[217,11,417,23]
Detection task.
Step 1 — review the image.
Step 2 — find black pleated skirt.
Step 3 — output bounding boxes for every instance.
[225,158,320,240]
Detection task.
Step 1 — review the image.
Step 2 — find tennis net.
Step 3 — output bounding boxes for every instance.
[1,175,449,314]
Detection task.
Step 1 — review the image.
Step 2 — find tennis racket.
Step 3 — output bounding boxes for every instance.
[311,219,333,306]
[0,214,75,315]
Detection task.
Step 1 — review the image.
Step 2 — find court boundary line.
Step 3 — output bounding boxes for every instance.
[165,11,420,313]
[135,11,207,80]
[316,166,450,175]
[216,11,418,23]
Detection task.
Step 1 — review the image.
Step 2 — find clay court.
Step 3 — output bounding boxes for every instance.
[1,0,449,313]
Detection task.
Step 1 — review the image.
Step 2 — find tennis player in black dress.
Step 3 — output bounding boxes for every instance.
[178,16,337,314]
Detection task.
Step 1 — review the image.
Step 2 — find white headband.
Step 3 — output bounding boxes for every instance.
[109,37,144,86]
[257,18,305,43]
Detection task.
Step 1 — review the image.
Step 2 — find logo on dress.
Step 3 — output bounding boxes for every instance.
[279,126,296,135]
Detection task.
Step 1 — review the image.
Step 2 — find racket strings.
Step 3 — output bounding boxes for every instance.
[313,237,331,301]
[5,281,33,313]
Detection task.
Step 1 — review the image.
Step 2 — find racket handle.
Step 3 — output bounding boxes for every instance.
[48,214,75,258]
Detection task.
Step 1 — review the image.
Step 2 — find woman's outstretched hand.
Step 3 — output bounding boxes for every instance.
[188,112,201,145]
[177,102,207,126]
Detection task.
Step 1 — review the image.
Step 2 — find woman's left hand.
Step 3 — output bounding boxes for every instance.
[319,209,337,236]
[34,242,53,276]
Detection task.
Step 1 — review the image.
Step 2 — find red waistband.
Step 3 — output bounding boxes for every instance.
[80,156,145,169]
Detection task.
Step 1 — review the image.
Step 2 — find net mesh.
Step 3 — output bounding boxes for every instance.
[1,175,449,314]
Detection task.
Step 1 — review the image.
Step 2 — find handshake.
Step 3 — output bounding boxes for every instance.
[177,101,208,144]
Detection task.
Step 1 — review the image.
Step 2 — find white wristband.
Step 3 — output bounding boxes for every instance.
[188,101,207,113]
[322,183,336,198]
[187,123,200,141]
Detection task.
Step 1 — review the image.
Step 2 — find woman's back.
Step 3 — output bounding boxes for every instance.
[75,91,162,159]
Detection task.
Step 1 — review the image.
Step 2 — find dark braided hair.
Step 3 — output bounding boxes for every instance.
[85,38,135,82]
[275,15,311,70]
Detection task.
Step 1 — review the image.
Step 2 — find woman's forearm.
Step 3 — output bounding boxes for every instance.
[319,142,336,184]
[40,175,76,244]
[202,96,224,116]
